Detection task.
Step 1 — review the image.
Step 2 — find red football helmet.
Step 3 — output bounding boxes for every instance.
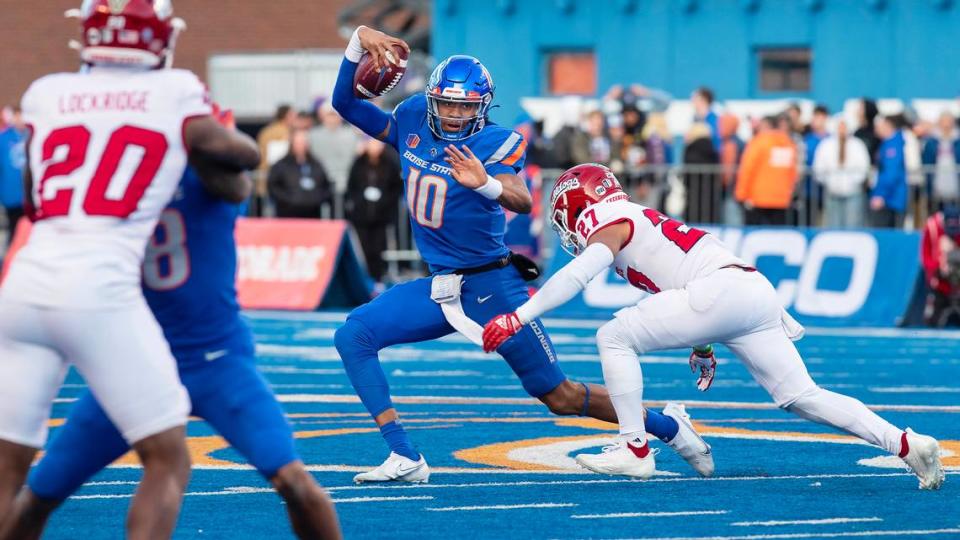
[550,163,628,255]
[70,0,183,68]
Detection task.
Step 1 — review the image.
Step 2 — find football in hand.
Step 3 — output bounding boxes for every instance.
[353,45,408,99]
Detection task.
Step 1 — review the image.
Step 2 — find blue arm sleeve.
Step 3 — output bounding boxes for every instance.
[331,57,398,148]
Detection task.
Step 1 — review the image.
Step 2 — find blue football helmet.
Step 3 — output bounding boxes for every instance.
[425,55,495,141]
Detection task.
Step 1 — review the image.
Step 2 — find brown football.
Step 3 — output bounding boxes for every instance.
[353,45,408,100]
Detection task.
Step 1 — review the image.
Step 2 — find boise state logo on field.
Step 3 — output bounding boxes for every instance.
[406,134,420,149]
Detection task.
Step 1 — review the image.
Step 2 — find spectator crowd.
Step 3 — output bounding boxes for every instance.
[515,86,960,232]
[3,83,960,297]
[250,100,402,283]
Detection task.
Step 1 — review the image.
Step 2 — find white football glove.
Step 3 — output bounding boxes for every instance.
[689,345,717,392]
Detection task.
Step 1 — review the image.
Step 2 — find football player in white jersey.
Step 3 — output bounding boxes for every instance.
[482,163,944,490]
[0,1,259,536]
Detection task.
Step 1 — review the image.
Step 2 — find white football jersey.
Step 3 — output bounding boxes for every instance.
[574,199,744,293]
[2,67,211,308]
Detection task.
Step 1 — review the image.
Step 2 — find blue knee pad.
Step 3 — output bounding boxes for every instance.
[334,318,394,417]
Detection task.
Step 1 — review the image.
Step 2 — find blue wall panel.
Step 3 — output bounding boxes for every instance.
[431,0,959,127]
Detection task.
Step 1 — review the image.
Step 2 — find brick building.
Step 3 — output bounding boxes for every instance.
[0,0,352,110]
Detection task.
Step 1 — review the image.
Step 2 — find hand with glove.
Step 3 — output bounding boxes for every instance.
[482,312,523,352]
[689,344,717,392]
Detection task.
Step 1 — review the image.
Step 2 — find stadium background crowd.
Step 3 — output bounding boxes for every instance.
[1,0,960,326]
[5,87,960,323]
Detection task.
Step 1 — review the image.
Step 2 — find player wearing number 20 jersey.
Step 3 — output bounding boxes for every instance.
[0,66,208,449]
[7,68,211,309]
[0,1,268,535]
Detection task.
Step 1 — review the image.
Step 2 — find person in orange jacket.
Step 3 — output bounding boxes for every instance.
[735,115,799,226]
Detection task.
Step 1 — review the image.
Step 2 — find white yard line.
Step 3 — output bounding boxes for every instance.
[243,310,960,341]
[322,471,942,491]
[73,487,433,504]
[73,486,275,500]
[425,503,576,512]
[731,517,882,527]
[602,528,960,540]
[268,393,960,414]
[333,496,434,503]
[572,510,729,519]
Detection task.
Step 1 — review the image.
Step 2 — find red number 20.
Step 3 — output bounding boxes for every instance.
[35,125,168,220]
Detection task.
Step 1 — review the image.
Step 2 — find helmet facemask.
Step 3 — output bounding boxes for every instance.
[550,192,586,257]
[426,93,490,142]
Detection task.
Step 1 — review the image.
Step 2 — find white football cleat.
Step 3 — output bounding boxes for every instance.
[353,452,430,484]
[901,428,944,490]
[662,402,714,477]
[575,439,656,479]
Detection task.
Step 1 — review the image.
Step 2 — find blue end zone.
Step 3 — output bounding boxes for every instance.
[43,312,959,539]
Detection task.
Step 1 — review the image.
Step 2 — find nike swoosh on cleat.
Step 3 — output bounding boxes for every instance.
[477,295,493,304]
[396,464,422,475]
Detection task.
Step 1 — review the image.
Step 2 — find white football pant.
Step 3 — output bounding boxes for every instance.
[597,267,904,455]
[0,298,190,448]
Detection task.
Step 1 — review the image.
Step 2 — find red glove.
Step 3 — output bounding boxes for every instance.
[689,345,717,392]
[482,312,523,352]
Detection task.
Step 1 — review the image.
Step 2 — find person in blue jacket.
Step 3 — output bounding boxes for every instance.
[0,106,27,245]
[870,115,907,228]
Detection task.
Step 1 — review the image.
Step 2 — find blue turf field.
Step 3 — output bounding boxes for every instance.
[42,311,959,539]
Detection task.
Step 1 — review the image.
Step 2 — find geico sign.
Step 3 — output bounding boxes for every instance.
[237,245,327,282]
[584,230,877,317]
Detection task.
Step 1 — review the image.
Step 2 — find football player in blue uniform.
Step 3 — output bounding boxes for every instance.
[331,26,712,483]
[5,154,341,539]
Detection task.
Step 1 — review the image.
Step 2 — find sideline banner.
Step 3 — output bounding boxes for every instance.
[545,227,921,327]
[236,218,350,310]
[2,218,371,311]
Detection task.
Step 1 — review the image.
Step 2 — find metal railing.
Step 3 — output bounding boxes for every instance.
[2,164,941,284]
[369,164,950,282]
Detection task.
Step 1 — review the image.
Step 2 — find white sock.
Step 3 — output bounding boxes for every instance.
[787,387,903,455]
[597,319,646,437]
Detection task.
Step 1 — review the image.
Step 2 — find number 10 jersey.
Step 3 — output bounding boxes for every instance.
[391,94,527,272]
[4,67,212,309]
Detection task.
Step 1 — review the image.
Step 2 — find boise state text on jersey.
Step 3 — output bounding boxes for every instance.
[142,167,253,363]
[391,94,527,272]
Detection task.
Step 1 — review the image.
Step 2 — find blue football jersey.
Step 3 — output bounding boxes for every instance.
[142,167,253,363]
[391,94,527,272]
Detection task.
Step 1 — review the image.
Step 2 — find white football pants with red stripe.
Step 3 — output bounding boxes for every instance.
[596,266,904,456]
